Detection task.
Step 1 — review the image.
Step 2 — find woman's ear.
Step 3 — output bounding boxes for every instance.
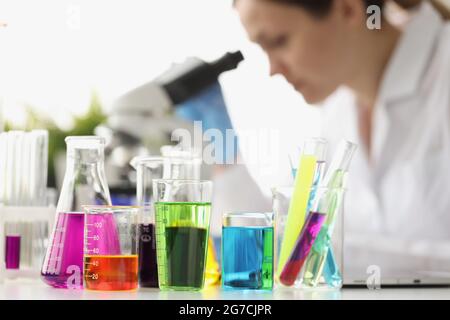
[333,0,369,26]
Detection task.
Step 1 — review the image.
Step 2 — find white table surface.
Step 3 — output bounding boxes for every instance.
[1,279,450,300]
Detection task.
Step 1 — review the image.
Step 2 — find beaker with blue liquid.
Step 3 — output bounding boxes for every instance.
[222,212,274,290]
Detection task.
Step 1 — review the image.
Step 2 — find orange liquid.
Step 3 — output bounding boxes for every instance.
[84,255,138,291]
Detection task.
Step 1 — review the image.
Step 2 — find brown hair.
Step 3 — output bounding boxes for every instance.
[233,0,450,19]
[233,0,386,17]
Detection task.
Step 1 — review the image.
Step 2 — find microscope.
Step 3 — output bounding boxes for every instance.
[97,51,245,204]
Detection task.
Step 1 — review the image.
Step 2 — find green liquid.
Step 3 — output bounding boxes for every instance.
[166,226,207,288]
[155,202,211,290]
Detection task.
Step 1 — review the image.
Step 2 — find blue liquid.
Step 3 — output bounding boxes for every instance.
[222,226,273,290]
[324,249,342,287]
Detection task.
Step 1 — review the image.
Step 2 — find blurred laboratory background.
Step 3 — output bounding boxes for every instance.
[0,0,321,238]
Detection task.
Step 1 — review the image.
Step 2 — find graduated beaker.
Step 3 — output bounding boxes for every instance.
[131,155,201,288]
[41,136,111,289]
[160,147,221,286]
[83,205,138,291]
[153,179,212,291]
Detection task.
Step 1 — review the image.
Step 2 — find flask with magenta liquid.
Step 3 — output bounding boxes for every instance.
[41,136,111,289]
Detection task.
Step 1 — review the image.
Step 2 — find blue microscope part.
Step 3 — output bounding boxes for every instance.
[175,82,238,164]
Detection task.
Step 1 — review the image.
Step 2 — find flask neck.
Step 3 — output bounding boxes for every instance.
[57,145,111,212]
[66,146,105,166]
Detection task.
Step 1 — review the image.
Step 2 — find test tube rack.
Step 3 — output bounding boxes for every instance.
[0,204,55,282]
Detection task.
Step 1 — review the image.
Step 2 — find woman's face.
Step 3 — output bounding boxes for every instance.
[236,0,361,104]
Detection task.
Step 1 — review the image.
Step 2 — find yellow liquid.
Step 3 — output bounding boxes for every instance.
[276,154,317,279]
[204,237,221,286]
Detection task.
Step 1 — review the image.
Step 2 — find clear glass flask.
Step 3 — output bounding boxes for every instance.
[41,136,111,289]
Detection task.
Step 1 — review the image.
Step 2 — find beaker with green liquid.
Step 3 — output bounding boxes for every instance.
[153,179,213,291]
[160,146,221,287]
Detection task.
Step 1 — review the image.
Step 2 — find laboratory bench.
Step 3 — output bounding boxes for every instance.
[1,279,450,300]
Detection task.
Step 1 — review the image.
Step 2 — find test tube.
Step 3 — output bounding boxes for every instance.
[5,223,21,270]
[5,131,18,205]
[276,138,327,279]
[20,132,31,206]
[13,131,25,206]
[29,130,49,206]
[301,140,357,288]
[0,132,8,204]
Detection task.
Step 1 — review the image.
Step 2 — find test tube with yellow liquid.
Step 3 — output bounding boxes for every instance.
[276,138,327,281]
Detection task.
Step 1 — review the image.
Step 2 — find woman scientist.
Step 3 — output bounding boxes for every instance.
[233,0,450,283]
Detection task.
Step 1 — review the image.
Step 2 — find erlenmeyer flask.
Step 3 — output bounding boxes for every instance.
[41,136,111,289]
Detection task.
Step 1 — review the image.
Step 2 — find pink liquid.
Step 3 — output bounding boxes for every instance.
[279,211,326,286]
[41,212,84,289]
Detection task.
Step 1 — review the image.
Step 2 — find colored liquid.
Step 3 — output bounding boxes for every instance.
[84,255,138,291]
[41,212,84,289]
[165,226,207,289]
[205,236,221,287]
[302,225,332,287]
[277,155,317,278]
[5,235,21,269]
[303,178,345,287]
[303,235,342,288]
[222,226,273,290]
[138,223,158,288]
[323,249,343,287]
[279,211,326,286]
[155,202,211,290]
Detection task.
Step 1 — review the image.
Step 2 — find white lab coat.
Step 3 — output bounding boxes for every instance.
[321,2,450,277]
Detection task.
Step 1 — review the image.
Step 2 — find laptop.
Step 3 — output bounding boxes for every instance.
[343,267,450,287]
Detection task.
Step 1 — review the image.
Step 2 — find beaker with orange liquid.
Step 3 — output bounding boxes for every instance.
[83,206,139,291]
